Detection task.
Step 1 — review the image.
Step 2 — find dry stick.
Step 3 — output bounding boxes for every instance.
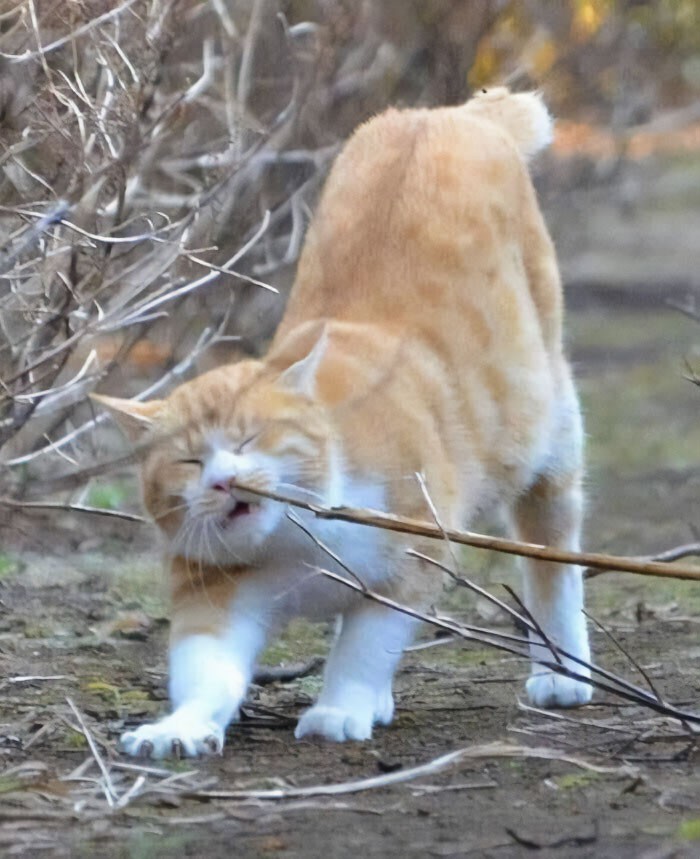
[414,471,460,572]
[586,541,700,578]
[233,484,700,582]
[582,608,663,706]
[65,697,119,808]
[1,0,140,62]
[0,497,146,523]
[185,741,632,801]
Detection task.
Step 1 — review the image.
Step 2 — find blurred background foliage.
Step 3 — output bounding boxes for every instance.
[0,0,699,516]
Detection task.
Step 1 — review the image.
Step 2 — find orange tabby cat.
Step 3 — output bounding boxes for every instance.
[96,87,591,758]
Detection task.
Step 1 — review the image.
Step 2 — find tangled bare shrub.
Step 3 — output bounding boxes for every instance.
[0,0,336,512]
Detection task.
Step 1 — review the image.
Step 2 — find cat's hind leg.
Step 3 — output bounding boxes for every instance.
[295,602,416,742]
[511,398,592,708]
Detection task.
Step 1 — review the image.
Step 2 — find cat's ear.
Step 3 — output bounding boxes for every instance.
[278,330,328,397]
[90,393,164,441]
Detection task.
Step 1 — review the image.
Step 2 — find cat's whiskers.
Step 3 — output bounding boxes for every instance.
[210,520,245,570]
[200,519,228,589]
[158,499,191,518]
[172,517,205,596]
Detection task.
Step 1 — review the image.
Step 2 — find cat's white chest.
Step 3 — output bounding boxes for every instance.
[257,474,391,620]
[315,475,389,583]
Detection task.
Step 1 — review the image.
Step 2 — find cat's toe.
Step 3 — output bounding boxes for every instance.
[119,715,224,758]
[526,672,592,709]
[294,705,373,742]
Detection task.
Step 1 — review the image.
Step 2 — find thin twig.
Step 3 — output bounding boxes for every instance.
[0,498,146,523]
[0,0,140,62]
[65,697,119,808]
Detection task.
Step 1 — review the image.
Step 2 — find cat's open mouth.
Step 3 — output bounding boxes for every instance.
[224,500,258,523]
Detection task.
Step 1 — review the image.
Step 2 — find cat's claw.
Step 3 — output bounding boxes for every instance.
[295,705,374,742]
[119,714,224,758]
[526,672,592,709]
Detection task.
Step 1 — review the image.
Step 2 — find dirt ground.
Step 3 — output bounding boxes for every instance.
[2,300,700,858]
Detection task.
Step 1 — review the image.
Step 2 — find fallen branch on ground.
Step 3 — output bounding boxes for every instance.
[252,657,323,686]
[184,741,634,801]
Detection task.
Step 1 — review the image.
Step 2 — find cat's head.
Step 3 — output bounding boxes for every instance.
[93,341,335,566]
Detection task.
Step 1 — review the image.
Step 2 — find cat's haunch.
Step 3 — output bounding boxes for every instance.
[96,87,591,759]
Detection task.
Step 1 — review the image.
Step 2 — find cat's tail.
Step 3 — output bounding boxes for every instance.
[463,87,553,160]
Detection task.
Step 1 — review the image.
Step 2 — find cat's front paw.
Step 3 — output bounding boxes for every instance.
[294,705,373,742]
[120,712,224,758]
[526,672,592,709]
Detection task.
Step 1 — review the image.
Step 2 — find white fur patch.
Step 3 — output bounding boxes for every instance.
[522,544,591,708]
[527,672,592,709]
[468,88,554,159]
[120,620,266,758]
[295,605,416,742]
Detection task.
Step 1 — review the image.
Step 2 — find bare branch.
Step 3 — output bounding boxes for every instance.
[228,484,700,583]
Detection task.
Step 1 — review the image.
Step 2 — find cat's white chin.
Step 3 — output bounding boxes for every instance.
[170,502,284,566]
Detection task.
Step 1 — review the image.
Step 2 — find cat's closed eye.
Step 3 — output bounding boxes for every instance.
[236,432,259,453]
[177,458,203,467]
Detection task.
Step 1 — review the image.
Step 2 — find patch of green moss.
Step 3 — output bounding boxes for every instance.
[83,679,122,706]
[678,819,700,841]
[86,480,131,511]
[0,553,21,580]
[553,771,601,790]
[260,619,327,666]
[59,729,88,750]
[23,623,54,639]
[120,689,151,704]
[0,776,24,794]
[294,675,323,697]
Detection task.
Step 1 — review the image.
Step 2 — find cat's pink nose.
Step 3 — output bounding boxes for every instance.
[211,476,236,492]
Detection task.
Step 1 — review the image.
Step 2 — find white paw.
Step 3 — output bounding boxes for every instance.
[119,712,224,758]
[294,705,373,742]
[527,672,593,709]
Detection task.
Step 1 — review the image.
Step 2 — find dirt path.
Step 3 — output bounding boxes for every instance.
[1,301,700,858]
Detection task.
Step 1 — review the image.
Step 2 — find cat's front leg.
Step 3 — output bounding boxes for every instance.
[120,566,267,758]
[295,603,416,742]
